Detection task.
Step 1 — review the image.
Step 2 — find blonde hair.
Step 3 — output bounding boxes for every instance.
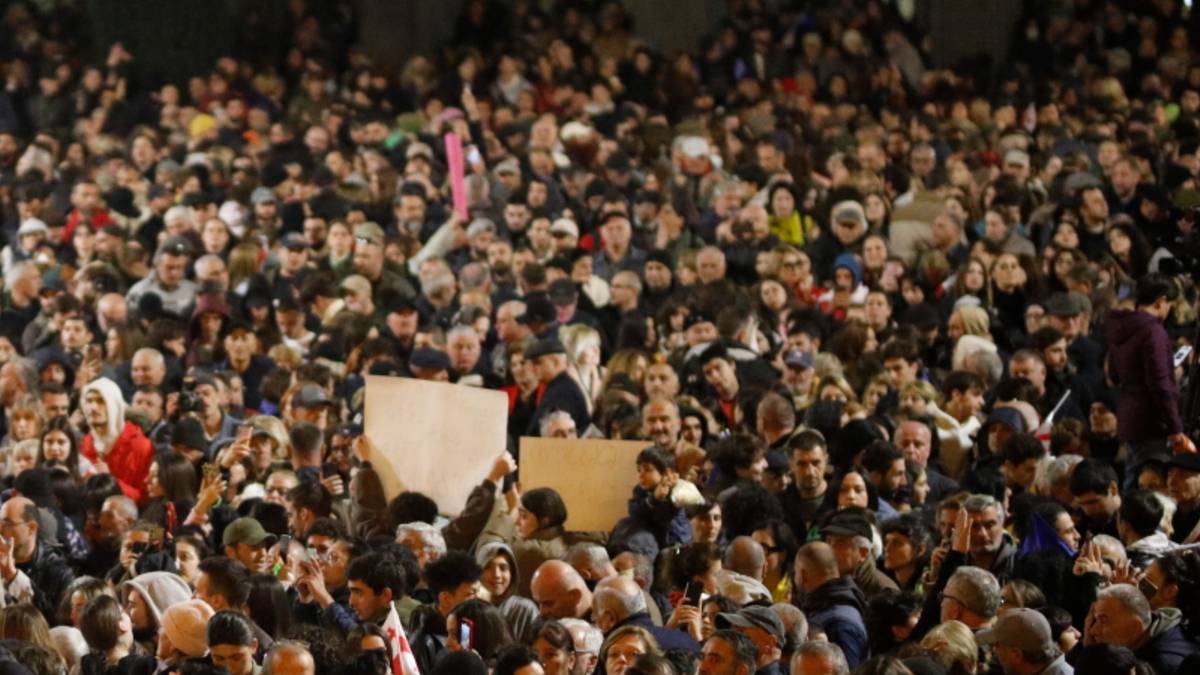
[919,620,978,675]
[900,380,939,405]
[559,324,602,366]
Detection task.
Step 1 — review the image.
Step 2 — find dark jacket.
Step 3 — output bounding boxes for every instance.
[627,485,692,549]
[1135,608,1197,675]
[14,540,75,620]
[1105,308,1183,442]
[527,371,591,436]
[801,576,869,668]
[78,653,156,675]
[621,612,700,653]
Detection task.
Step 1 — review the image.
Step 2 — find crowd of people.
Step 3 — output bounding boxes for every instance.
[1,0,1200,674]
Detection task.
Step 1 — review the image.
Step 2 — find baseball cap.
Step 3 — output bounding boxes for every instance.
[409,347,450,372]
[975,608,1053,652]
[715,606,785,642]
[158,236,192,257]
[354,222,385,246]
[405,142,434,161]
[340,275,372,298]
[832,200,867,227]
[524,338,566,360]
[784,350,815,369]
[550,218,579,238]
[222,517,277,548]
[1004,149,1031,167]
[250,187,277,205]
[281,232,308,250]
[494,157,520,176]
[17,218,48,237]
[821,509,873,541]
[292,383,332,409]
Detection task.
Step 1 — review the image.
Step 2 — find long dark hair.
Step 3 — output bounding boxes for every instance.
[37,416,80,477]
[247,573,292,639]
[448,598,514,663]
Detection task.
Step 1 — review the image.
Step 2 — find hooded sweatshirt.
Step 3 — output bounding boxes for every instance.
[118,572,192,654]
[474,542,541,643]
[1105,308,1183,442]
[801,576,869,668]
[80,378,155,503]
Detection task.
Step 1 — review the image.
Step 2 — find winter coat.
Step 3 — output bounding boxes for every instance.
[801,576,869,668]
[1105,308,1183,442]
[1135,608,1198,675]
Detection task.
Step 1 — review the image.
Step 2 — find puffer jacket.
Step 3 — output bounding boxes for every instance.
[1105,308,1183,442]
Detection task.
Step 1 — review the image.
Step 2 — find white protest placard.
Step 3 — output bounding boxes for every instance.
[364,375,508,515]
[519,437,647,532]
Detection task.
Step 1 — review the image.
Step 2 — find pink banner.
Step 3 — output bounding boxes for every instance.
[444,132,468,219]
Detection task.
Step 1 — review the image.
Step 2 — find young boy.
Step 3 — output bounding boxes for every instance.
[628,448,692,548]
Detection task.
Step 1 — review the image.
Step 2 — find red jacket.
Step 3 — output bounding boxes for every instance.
[80,421,155,505]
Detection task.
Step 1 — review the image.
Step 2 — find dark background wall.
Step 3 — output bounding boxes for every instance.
[88,0,1022,86]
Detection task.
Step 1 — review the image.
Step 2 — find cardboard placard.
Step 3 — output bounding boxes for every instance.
[364,375,508,515]
[519,437,647,532]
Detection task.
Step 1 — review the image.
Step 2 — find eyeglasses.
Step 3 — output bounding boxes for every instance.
[939,591,964,605]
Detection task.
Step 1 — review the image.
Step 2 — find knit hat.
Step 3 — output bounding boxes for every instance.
[119,572,193,629]
[832,253,862,287]
[161,599,215,658]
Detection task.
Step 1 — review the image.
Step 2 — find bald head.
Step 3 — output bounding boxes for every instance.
[96,293,128,329]
[592,575,646,632]
[725,536,767,581]
[795,542,839,593]
[264,642,315,675]
[531,560,592,620]
[0,496,39,561]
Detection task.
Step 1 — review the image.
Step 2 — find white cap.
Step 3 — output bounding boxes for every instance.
[680,136,710,159]
[549,218,579,238]
[17,218,48,236]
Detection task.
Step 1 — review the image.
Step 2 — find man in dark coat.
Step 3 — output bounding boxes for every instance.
[795,542,868,668]
[525,338,591,437]
[0,496,75,619]
[1105,273,1187,483]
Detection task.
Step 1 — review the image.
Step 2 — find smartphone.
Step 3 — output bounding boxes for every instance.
[237,425,254,443]
[459,618,474,650]
[684,583,703,607]
[1175,345,1193,368]
[277,535,292,564]
[203,463,221,481]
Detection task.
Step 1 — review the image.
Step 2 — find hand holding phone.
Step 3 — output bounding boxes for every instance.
[458,618,474,651]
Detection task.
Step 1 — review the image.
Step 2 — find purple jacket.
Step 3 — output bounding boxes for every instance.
[1104,308,1183,441]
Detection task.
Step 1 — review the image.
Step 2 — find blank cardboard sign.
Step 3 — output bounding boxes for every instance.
[519,437,646,532]
[364,375,508,514]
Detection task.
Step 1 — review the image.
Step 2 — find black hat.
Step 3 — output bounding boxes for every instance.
[683,311,715,330]
[384,295,419,315]
[158,236,192,258]
[518,294,557,325]
[605,151,632,173]
[821,509,874,540]
[765,450,789,475]
[1168,453,1200,472]
[547,278,579,306]
[524,338,566,360]
[645,250,673,268]
[224,318,255,336]
[409,347,450,371]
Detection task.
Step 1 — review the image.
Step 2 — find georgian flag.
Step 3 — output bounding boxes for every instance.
[382,604,421,675]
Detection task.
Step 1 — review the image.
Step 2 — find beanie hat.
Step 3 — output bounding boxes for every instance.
[161,600,215,658]
[832,253,862,287]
